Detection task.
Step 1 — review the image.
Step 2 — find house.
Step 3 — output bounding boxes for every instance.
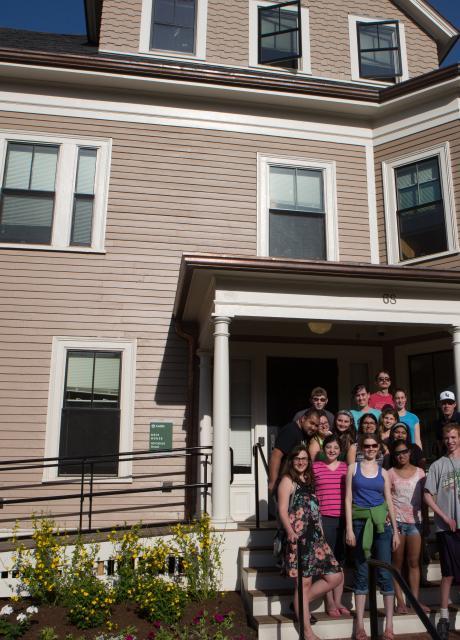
[0,0,459,536]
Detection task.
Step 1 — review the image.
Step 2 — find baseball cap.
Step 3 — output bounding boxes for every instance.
[440,390,456,402]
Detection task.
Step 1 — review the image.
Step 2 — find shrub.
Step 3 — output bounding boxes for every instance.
[61,537,113,629]
[0,604,38,640]
[133,575,186,624]
[152,609,235,640]
[109,526,142,603]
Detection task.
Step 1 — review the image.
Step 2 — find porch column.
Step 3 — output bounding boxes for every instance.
[211,316,236,528]
[452,326,460,401]
[197,349,212,515]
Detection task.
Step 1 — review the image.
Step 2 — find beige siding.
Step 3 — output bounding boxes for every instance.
[98,0,439,81]
[0,110,370,530]
[374,120,460,265]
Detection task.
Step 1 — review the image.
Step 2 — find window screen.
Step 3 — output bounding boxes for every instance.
[71,148,97,246]
[151,0,196,53]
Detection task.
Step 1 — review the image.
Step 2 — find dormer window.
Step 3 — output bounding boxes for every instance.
[258,0,302,68]
[357,20,402,80]
[151,0,196,54]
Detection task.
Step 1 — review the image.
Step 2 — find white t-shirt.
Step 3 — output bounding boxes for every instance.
[425,455,460,532]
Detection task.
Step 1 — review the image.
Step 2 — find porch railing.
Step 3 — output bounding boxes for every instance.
[253,438,269,528]
[0,446,213,532]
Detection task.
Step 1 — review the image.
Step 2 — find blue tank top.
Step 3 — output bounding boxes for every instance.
[352,462,385,508]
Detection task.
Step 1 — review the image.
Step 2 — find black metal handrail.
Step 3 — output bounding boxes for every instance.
[367,558,441,640]
[0,446,213,532]
[253,439,269,528]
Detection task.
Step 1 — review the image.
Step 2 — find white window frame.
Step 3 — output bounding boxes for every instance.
[348,15,409,85]
[382,143,458,265]
[139,0,208,60]
[249,0,311,74]
[257,153,338,261]
[0,131,111,252]
[43,337,137,483]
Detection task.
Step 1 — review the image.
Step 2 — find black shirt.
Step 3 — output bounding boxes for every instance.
[274,420,307,455]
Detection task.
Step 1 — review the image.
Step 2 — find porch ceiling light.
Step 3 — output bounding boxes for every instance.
[308,321,332,335]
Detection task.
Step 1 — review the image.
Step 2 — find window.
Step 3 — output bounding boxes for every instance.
[357,21,401,80]
[249,0,311,73]
[139,0,207,59]
[382,144,457,264]
[230,359,252,474]
[43,337,136,482]
[258,155,338,261]
[258,0,301,67]
[349,16,408,84]
[0,133,110,252]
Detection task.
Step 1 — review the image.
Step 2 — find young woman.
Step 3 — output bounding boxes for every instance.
[347,413,386,466]
[369,370,395,410]
[394,388,422,448]
[332,410,356,457]
[379,407,400,444]
[278,445,342,640]
[313,435,350,618]
[388,440,429,614]
[383,423,425,470]
[309,410,333,461]
[345,434,400,640]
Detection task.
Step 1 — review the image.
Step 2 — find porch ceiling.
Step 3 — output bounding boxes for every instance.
[174,253,460,340]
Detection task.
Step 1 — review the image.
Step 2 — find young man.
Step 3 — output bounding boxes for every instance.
[424,423,460,640]
[350,384,381,425]
[434,391,460,456]
[293,386,334,426]
[369,370,395,410]
[268,408,320,493]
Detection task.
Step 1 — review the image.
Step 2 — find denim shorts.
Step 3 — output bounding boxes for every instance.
[397,521,421,537]
[352,519,394,596]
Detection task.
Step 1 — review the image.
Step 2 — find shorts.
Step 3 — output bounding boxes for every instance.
[437,530,460,584]
[397,521,421,537]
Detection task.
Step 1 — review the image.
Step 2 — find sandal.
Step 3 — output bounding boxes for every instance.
[338,606,351,616]
[327,608,341,618]
[395,604,409,614]
[355,629,368,640]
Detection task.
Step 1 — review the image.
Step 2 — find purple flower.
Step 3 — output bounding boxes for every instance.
[153,621,162,629]
[214,613,225,623]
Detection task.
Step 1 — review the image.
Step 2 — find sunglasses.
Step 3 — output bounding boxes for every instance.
[312,397,327,402]
[363,444,378,449]
[378,377,391,382]
[395,449,409,456]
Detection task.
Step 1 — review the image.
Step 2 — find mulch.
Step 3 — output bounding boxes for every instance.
[9,592,257,639]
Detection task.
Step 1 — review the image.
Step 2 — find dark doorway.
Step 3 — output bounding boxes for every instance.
[266,356,339,431]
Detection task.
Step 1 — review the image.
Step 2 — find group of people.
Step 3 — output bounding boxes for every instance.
[268,373,460,640]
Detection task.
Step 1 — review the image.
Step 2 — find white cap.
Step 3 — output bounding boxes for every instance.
[440,390,456,402]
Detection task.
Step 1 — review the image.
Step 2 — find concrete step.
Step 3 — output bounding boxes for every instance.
[254,609,460,640]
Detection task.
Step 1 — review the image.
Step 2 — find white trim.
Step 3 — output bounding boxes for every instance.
[139,0,207,61]
[249,0,311,75]
[257,153,338,261]
[43,337,137,483]
[365,144,379,264]
[0,130,110,253]
[382,142,458,264]
[348,15,409,84]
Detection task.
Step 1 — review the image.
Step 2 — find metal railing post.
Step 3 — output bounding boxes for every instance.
[79,458,86,532]
[368,562,379,640]
[203,454,209,514]
[253,445,260,528]
[88,462,95,531]
[297,540,304,640]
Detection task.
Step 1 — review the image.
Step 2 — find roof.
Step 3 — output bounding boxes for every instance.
[0,28,98,56]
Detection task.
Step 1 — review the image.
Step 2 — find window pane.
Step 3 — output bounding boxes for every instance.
[71,198,93,246]
[154,0,174,23]
[30,145,58,191]
[175,0,195,28]
[296,169,324,211]
[361,49,398,77]
[65,351,94,405]
[358,24,379,50]
[273,30,298,59]
[0,193,53,243]
[280,8,297,30]
[4,143,33,189]
[270,166,295,209]
[93,353,121,406]
[418,157,439,184]
[269,210,326,259]
[419,181,441,205]
[378,23,398,48]
[76,148,97,195]
[152,23,194,52]
[398,201,447,260]
[396,164,416,190]
[260,7,279,35]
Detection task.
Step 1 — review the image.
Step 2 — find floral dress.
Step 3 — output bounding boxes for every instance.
[284,483,341,578]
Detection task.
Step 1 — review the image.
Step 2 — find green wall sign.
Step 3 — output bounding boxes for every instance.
[149,422,173,451]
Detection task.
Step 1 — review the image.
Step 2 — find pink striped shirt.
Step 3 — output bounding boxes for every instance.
[313,461,348,517]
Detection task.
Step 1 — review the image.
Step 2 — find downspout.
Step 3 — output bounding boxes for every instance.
[174,319,199,520]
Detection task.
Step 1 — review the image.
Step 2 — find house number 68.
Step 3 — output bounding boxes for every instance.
[383,293,396,304]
